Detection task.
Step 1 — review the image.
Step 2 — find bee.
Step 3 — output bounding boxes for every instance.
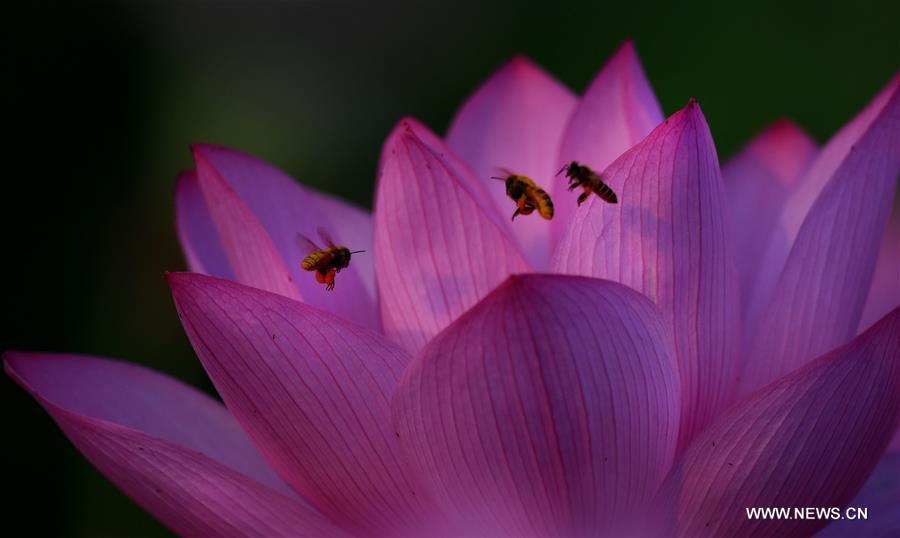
[491,169,554,221]
[296,227,365,291]
[557,161,618,205]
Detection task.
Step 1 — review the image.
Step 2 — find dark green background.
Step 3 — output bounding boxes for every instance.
[4,0,898,535]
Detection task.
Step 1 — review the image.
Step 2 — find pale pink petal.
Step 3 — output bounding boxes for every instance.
[747,76,900,325]
[168,272,443,536]
[5,352,347,537]
[552,100,740,451]
[649,307,900,538]
[174,169,234,279]
[858,197,900,334]
[780,74,900,246]
[374,119,530,353]
[739,84,900,396]
[446,56,577,269]
[817,452,899,537]
[192,144,378,329]
[393,274,680,537]
[723,120,817,325]
[552,41,664,244]
[193,148,300,299]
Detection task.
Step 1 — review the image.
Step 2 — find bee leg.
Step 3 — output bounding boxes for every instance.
[511,208,521,221]
[577,191,590,206]
[324,269,337,291]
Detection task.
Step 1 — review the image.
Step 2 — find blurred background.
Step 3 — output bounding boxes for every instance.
[4,0,898,535]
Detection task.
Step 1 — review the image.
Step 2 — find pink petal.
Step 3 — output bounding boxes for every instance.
[5,352,346,537]
[723,120,817,325]
[193,147,300,299]
[858,198,900,334]
[650,307,900,538]
[748,75,900,324]
[446,56,577,269]
[167,272,443,536]
[817,452,899,537]
[552,41,664,245]
[192,144,378,329]
[781,74,900,246]
[739,84,900,396]
[374,119,530,353]
[174,169,234,278]
[552,100,740,451]
[393,274,680,537]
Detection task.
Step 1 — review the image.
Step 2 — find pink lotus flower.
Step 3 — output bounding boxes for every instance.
[6,42,900,537]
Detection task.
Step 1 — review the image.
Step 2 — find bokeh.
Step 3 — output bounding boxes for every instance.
[4,0,898,535]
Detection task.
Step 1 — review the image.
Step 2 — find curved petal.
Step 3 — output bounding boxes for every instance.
[748,75,900,324]
[175,169,235,279]
[4,352,346,537]
[552,100,740,451]
[552,40,664,244]
[193,148,300,299]
[739,84,900,396]
[374,119,530,353]
[167,272,442,536]
[817,452,900,537]
[446,56,577,269]
[858,197,900,334]
[723,120,817,325]
[649,307,900,538]
[393,274,680,537]
[781,74,900,246]
[191,144,378,329]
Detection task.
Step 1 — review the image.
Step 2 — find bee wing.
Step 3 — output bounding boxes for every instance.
[316,226,337,248]
[296,232,322,255]
[494,167,516,179]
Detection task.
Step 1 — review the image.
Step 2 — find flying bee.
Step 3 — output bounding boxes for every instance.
[296,227,365,291]
[557,161,618,206]
[491,169,554,221]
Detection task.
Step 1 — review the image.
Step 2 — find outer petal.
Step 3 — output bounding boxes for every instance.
[192,144,378,329]
[175,170,235,279]
[4,352,346,537]
[858,197,900,334]
[739,84,900,396]
[552,41,664,244]
[168,272,440,536]
[374,119,530,353]
[723,120,817,324]
[649,307,900,538]
[446,56,577,269]
[552,101,740,451]
[748,75,900,324]
[817,452,900,537]
[393,274,680,537]
[193,148,300,299]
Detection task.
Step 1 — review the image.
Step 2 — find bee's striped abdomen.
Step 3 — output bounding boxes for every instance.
[593,180,618,204]
[534,188,554,219]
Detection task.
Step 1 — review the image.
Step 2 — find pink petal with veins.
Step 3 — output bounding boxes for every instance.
[374,119,530,353]
[447,56,577,269]
[739,84,900,396]
[191,144,378,329]
[552,40,664,245]
[394,274,680,537]
[175,169,234,279]
[650,307,900,538]
[4,352,348,537]
[168,272,444,536]
[553,100,740,452]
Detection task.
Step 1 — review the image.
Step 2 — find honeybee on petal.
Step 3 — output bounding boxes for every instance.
[297,227,364,291]
[492,169,554,221]
[557,161,618,206]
